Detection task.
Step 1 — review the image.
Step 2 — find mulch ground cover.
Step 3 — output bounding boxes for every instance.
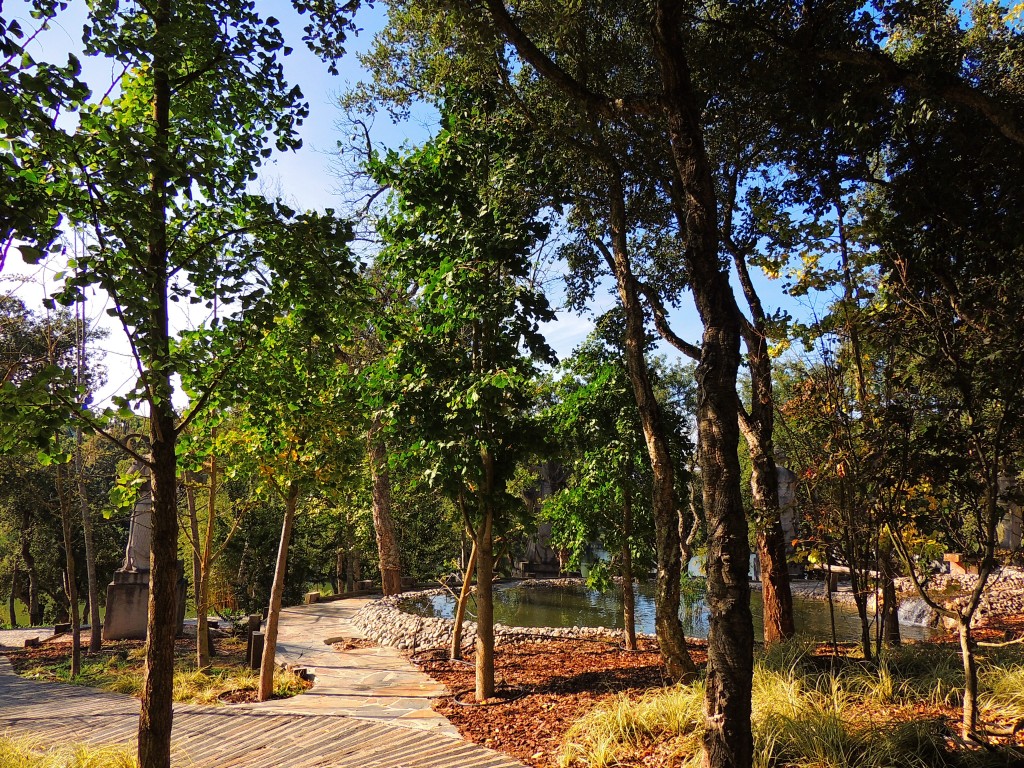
[413,613,1024,768]
[414,636,706,767]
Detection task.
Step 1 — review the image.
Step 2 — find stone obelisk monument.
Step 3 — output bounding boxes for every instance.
[102,460,186,640]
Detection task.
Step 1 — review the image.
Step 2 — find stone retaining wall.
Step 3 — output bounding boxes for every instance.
[351,578,639,652]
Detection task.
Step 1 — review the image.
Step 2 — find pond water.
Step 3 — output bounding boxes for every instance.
[401,581,934,643]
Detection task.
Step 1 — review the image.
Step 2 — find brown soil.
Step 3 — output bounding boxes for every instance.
[415,614,1024,768]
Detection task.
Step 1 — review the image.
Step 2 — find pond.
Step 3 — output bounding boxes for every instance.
[400,581,934,643]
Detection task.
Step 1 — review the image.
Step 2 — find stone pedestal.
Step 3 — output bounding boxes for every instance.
[102,563,187,641]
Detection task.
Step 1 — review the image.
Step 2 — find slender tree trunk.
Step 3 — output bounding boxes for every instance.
[367,417,403,595]
[747,443,794,645]
[138,2,178,762]
[622,485,637,651]
[741,385,795,646]
[343,518,357,592]
[849,566,873,661]
[451,540,477,661]
[605,166,695,682]
[825,560,838,654]
[20,510,41,625]
[335,546,345,593]
[258,480,299,702]
[879,545,901,648]
[186,481,204,661]
[474,505,495,701]
[55,462,81,677]
[959,618,978,736]
[186,464,216,670]
[76,440,101,652]
[8,562,17,628]
[653,7,753,765]
[197,459,217,667]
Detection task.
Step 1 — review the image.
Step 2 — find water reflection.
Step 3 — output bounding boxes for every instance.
[401,582,933,643]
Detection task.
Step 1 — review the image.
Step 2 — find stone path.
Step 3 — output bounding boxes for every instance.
[240,599,457,735]
[0,598,526,768]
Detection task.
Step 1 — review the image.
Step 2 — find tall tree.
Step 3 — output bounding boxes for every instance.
[11,3,351,764]
[367,103,554,700]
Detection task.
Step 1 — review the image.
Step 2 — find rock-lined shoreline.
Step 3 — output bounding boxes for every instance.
[351,578,639,652]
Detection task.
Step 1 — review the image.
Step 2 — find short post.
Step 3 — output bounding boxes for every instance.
[249,631,265,670]
[245,613,261,664]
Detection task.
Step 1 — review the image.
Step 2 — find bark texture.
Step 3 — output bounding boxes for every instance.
[652,5,754,765]
[258,481,300,702]
[140,421,179,768]
[138,2,178,762]
[620,485,637,651]
[474,507,495,700]
[606,165,696,682]
[367,419,403,595]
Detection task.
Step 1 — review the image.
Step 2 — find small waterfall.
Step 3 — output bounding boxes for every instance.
[899,597,939,627]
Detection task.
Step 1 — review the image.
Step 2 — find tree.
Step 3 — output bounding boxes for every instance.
[10,2,351,763]
[366,103,555,700]
[863,19,1024,728]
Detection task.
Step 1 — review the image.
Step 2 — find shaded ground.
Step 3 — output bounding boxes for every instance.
[417,615,1024,768]
[5,635,310,704]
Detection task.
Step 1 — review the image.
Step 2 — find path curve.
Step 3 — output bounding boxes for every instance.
[0,598,526,768]
[243,598,457,734]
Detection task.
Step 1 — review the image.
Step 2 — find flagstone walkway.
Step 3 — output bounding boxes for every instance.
[0,598,525,768]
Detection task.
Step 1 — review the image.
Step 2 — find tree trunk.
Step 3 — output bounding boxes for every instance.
[75,428,102,652]
[652,6,753,765]
[367,418,403,595]
[197,455,218,669]
[451,539,477,661]
[8,562,17,628]
[849,568,873,661]
[258,480,299,702]
[55,462,81,677]
[959,618,978,737]
[474,505,495,701]
[186,481,204,665]
[335,546,345,593]
[747,441,794,645]
[879,546,901,648]
[343,519,358,592]
[138,2,178,761]
[605,165,695,682]
[741,388,795,646]
[622,485,637,651]
[139,412,180,768]
[20,510,41,626]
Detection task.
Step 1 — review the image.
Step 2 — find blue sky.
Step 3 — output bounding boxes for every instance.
[4,1,819,407]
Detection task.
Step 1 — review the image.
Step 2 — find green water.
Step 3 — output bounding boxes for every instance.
[401,582,933,642]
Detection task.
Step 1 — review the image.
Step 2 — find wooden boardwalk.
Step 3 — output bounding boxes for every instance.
[0,659,526,767]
